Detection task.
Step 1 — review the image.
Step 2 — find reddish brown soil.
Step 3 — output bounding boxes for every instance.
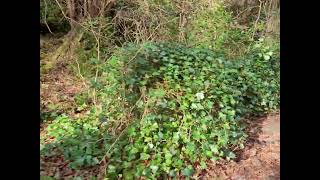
[200,113,280,180]
[41,64,84,115]
[40,39,86,120]
[40,156,103,179]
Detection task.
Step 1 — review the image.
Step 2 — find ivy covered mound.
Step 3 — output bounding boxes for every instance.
[41,42,279,179]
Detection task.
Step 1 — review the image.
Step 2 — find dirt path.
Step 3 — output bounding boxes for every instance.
[203,113,280,180]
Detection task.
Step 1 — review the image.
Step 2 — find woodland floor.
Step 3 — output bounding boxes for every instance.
[202,113,280,180]
[40,36,280,180]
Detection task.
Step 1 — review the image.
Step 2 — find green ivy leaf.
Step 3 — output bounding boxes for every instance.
[228,152,236,159]
[263,55,270,60]
[200,161,207,170]
[182,167,194,177]
[196,92,205,100]
[140,153,150,160]
[191,103,197,109]
[107,165,116,173]
[150,165,159,173]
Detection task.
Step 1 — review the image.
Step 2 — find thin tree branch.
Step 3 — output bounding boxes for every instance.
[252,0,263,40]
[43,0,54,34]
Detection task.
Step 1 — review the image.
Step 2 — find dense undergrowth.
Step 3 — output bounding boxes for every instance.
[41,0,280,179]
[40,0,70,33]
[41,40,279,179]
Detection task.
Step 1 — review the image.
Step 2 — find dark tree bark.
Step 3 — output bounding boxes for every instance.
[65,0,115,28]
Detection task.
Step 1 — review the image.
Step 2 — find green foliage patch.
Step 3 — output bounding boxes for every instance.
[187,3,254,58]
[41,40,279,179]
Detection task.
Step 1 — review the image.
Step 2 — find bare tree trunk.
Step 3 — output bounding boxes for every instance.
[87,0,99,18]
[66,0,77,28]
[265,0,280,35]
[64,0,116,29]
[83,0,88,17]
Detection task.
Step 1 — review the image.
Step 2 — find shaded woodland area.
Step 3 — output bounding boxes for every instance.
[40,0,280,179]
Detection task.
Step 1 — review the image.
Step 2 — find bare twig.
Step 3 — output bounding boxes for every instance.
[252,0,263,40]
[99,94,144,166]
[234,5,259,20]
[54,0,115,41]
[75,56,88,89]
[90,24,101,108]
[43,0,54,34]
[125,44,145,65]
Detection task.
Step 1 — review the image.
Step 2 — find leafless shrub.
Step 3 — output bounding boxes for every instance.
[225,0,279,36]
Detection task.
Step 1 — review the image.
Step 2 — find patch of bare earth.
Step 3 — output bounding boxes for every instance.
[40,35,86,119]
[40,156,104,179]
[199,113,280,180]
[40,63,84,117]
